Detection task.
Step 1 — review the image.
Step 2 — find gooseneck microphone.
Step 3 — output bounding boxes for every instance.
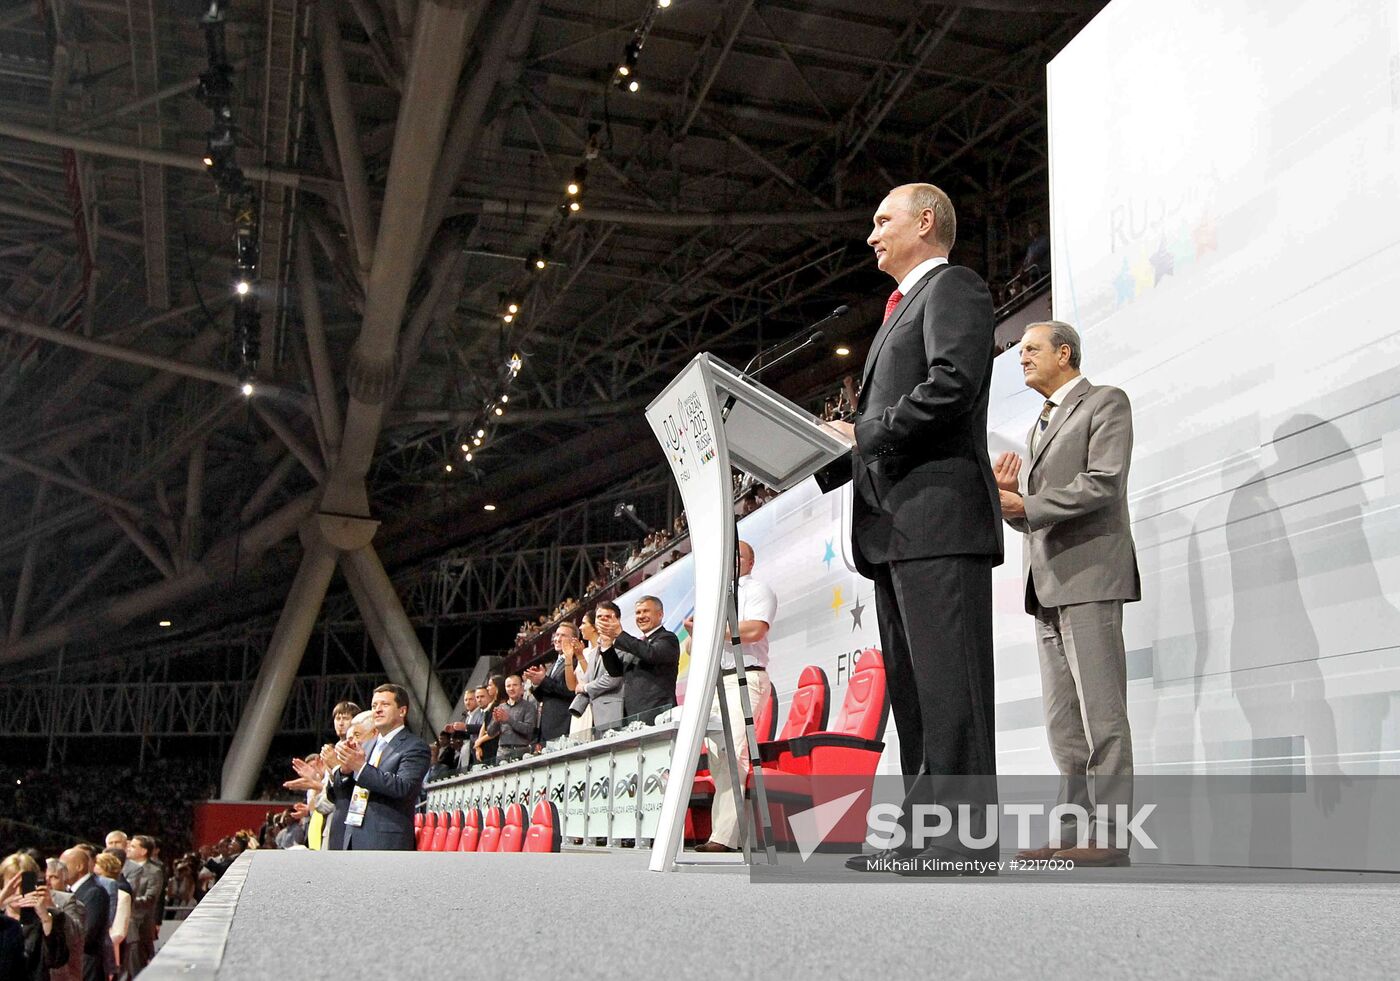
[740,305,849,376]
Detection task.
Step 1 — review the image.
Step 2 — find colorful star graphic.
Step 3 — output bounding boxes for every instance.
[1149,239,1174,284]
[1113,259,1134,306]
[849,594,866,630]
[822,539,835,569]
[831,586,844,612]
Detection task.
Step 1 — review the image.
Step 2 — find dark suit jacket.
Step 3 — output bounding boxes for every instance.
[72,876,109,981]
[600,627,680,724]
[329,729,431,850]
[532,657,575,742]
[820,263,1003,575]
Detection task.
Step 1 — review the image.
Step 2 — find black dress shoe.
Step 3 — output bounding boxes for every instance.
[693,841,737,853]
[844,847,916,872]
[894,844,1000,877]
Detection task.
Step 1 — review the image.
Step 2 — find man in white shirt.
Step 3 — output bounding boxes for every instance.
[694,540,778,854]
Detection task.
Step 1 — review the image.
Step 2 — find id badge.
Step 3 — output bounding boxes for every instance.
[346,785,370,827]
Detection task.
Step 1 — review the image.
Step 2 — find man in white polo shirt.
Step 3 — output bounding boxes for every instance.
[695,540,778,854]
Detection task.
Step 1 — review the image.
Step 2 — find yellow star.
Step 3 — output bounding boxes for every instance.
[1131,256,1154,295]
[831,586,844,611]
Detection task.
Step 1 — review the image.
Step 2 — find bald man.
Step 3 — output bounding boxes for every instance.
[58,848,108,981]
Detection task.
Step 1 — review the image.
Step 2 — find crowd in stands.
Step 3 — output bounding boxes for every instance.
[1,829,170,980]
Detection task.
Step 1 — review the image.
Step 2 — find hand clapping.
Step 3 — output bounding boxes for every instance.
[335,740,367,773]
[993,452,1022,492]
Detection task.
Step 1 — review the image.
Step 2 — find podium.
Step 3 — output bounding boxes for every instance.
[644,353,850,872]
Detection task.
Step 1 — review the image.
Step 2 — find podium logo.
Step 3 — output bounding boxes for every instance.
[615,774,639,799]
[590,777,611,800]
[568,781,586,802]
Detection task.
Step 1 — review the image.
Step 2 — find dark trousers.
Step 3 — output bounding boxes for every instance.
[872,554,999,854]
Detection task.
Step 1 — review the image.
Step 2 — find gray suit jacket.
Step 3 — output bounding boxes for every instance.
[123,861,164,938]
[570,645,623,730]
[1009,377,1140,611]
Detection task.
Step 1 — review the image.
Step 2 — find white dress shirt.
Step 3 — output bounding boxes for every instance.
[354,724,403,779]
[1032,375,1088,455]
[897,255,949,296]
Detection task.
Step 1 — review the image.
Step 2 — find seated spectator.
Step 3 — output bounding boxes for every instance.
[0,852,68,981]
[486,675,538,762]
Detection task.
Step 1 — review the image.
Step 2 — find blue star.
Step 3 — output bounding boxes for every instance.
[822,539,835,569]
[1150,238,1175,284]
[1113,258,1134,306]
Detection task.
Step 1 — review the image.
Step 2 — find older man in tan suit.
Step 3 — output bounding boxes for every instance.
[995,320,1140,867]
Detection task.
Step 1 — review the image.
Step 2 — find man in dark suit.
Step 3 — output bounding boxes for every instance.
[597,595,680,725]
[525,623,580,743]
[822,182,1003,873]
[59,848,108,981]
[330,683,431,851]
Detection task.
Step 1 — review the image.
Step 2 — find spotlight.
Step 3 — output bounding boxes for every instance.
[445,463,454,473]
[503,313,514,323]
[528,252,547,270]
[483,503,497,512]
[473,437,482,446]
[501,394,509,403]
[202,156,214,167]
[628,79,640,93]
[240,381,255,397]
[658,0,671,7]
[509,352,523,373]
[234,279,251,296]
[569,201,581,212]
[465,452,473,462]
[461,443,470,452]
[567,180,580,196]
[507,302,519,315]
[835,345,851,357]
[158,620,172,628]
[476,428,485,437]
[616,64,630,77]
[494,406,504,416]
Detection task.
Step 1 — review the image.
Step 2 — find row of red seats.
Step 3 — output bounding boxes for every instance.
[415,799,561,853]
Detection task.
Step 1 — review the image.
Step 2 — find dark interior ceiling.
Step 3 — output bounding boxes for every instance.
[0,0,1102,678]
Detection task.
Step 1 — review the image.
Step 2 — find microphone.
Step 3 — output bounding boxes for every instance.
[748,330,823,380]
[741,305,848,375]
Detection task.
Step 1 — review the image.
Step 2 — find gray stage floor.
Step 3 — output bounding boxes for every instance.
[143,849,1400,981]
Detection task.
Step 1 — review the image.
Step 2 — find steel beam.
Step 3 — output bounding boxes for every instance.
[219,528,338,798]
[317,1,378,275]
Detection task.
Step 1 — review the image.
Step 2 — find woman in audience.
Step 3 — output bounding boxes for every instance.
[566,611,597,738]
[473,675,505,765]
[0,852,68,981]
[93,851,129,978]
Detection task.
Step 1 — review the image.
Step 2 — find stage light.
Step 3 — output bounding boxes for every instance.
[203,155,214,167]
[567,180,580,195]
[509,352,523,373]
[507,302,519,314]
[445,463,453,473]
[234,279,251,295]
[465,452,473,462]
[503,313,514,323]
[501,394,509,403]
[473,437,482,446]
[476,428,485,437]
[835,345,851,357]
[483,503,497,512]
[658,0,671,7]
[494,406,504,416]
[628,79,640,93]
[461,443,470,452]
[569,200,581,212]
[240,381,255,396]
[158,620,172,628]
[616,64,630,77]
[528,252,547,270]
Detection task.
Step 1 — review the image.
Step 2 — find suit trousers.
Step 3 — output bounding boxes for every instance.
[1034,597,1134,847]
[704,668,771,849]
[873,555,998,854]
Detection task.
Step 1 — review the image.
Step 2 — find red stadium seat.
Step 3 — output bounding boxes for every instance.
[413,813,424,849]
[443,809,464,851]
[477,806,504,853]
[416,811,436,851]
[429,809,451,851]
[459,808,481,852]
[499,803,530,853]
[759,650,889,847]
[524,800,562,853]
[693,666,827,797]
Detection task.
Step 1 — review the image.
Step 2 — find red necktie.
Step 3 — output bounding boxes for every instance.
[883,289,904,323]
